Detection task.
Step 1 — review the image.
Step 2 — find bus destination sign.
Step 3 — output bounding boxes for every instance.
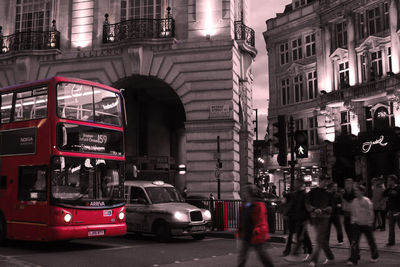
[0,127,36,156]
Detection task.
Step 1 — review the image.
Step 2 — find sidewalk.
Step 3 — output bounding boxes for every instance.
[207,224,400,253]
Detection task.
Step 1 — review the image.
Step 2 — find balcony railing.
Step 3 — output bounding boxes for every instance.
[103,13,175,44]
[234,21,255,47]
[0,21,60,54]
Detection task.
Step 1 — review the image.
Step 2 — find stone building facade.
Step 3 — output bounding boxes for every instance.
[264,0,400,192]
[0,0,257,199]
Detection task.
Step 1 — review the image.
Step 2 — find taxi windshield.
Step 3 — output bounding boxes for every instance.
[145,187,184,203]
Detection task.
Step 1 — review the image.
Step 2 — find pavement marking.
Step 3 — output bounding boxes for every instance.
[193,258,199,261]
[0,255,42,267]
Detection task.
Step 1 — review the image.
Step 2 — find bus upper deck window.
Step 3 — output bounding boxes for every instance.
[1,93,13,124]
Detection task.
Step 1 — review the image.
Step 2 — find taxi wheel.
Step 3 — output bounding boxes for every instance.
[154,222,171,242]
[0,214,7,246]
[192,234,206,240]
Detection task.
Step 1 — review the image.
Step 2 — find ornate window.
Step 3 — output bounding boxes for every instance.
[307,71,318,100]
[371,50,383,78]
[367,6,381,35]
[295,118,303,130]
[339,61,349,88]
[294,74,304,103]
[308,116,318,146]
[292,38,303,61]
[15,0,52,32]
[281,78,290,106]
[121,0,163,21]
[340,111,352,135]
[280,42,289,65]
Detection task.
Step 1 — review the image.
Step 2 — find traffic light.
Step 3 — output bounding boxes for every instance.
[272,115,287,166]
[294,130,308,158]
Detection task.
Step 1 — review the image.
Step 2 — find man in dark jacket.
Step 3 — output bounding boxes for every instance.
[327,182,344,245]
[383,174,400,246]
[305,175,334,267]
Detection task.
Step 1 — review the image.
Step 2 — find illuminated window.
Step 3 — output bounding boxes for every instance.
[360,54,367,82]
[121,0,163,21]
[305,33,315,57]
[339,62,349,88]
[388,47,392,73]
[308,116,318,146]
[340,111,351,135]
[15,0,52,32]
[335,21,347,49]
[294,74,304,103]
[307,71,318,100]
[280,42,289,65]
[371,51,383,78]
[292,38,302,61]
[281,78,290,106]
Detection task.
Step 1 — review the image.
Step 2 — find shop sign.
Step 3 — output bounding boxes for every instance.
[361,135,388,153]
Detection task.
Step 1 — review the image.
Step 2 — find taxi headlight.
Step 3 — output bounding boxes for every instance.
[64,213,72,223]
[118,211,125,220]
[174,211,188,221]
[203,210,212,220]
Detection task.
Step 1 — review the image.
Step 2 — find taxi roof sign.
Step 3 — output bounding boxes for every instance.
[152,181,165,186]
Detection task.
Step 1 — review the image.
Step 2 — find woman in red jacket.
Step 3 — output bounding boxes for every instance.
[237,184,275,267]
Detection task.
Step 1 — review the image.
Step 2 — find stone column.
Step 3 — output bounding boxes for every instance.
[347,11,358,86]
[322,24,334,92]
[390,0,400,73]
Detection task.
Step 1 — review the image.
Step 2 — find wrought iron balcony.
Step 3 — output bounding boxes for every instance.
[103,13,175,44]
[0,21,60,54]
[234,21,255,47]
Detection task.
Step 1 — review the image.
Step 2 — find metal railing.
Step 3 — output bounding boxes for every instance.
[186,199,284,233]
[0,21,60,54]
[234,21,255,47]
[103,13,175,44]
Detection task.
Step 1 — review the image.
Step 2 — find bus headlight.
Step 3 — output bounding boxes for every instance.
[118,211,125,220]
[64,213,72,223]
[174,211,188,222]
[203,210,211,220]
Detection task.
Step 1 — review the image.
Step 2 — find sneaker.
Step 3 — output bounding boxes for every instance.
[308,262,316,267]
[303,254,311,262]
[370,258,378,263]
[337,241,344,245]
[322,258,333,265]
[347,261,356,266]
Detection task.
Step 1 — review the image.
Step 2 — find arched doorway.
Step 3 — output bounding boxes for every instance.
[114,75,186,188]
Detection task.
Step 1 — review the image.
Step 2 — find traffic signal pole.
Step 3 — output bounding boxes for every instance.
[289,116,296,192]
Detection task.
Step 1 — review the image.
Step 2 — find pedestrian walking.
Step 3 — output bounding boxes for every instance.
[383,174,400,246]
[342,178,356,245]
[327,182,344,245]
[305,175,334,267]
[371,178,386,231]
[283,178,312,263]
[347,185,379,266]
[236,184,275,267]
[281,188,297,256]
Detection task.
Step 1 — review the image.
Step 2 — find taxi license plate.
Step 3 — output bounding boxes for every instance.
[88,230,105,237]
[192,226,205,232]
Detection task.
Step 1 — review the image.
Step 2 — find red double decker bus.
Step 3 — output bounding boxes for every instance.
[0,77,126,243]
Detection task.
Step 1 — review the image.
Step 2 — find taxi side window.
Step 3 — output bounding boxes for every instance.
[131,187,148,204]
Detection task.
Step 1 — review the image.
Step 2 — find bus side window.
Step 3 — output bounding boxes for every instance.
[1,93,13,124]
[18,166,47,201]
[0,176,6,189]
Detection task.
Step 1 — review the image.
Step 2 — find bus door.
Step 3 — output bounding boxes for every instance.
[11,166,49,240]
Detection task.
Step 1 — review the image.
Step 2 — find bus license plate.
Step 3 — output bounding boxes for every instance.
[192,226,205,232]
[103,210,112,217]
[88,230,105,236]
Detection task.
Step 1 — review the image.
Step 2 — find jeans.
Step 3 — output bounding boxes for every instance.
[309,217,334,264]
[292,221,312,255]
[328,214,343,243]
[343,213,353,244]
[373,210,386,230]
[283,218,296,254]
[237,240,274,267]
[349,224,378,264]
[388,211,400,245]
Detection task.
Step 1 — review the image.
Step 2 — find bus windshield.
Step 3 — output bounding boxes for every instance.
[57,82,122,126]
[145,187,184,204]
[51,156,124,206]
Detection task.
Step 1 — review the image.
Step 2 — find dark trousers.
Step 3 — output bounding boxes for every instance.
[343,213,353,244]
[292,221,312,255]
[283,218,296,254]
[388,211,400,245]
[373,210,386,230]
[328,214,343,243]
[237,240,274,267]
[349,224,378,264]
[310,217,334,264]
